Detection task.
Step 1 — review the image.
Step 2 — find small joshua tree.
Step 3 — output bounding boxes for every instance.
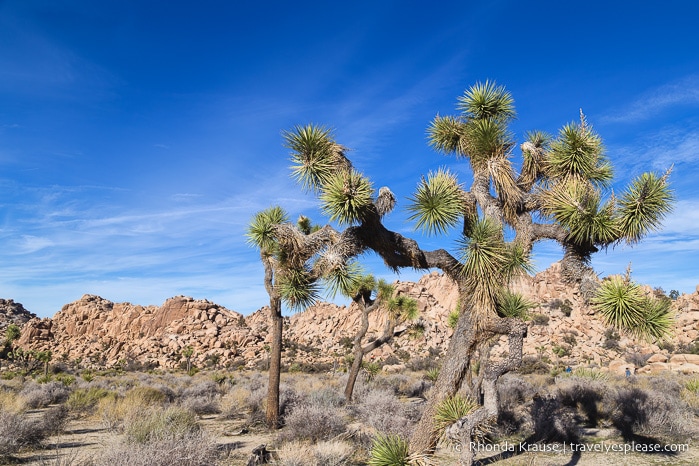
[332,273,418,401]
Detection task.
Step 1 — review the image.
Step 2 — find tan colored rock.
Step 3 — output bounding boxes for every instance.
[669,354,699,365]
[647,353,668,363]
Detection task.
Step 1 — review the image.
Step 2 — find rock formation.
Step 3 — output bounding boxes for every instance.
[7,263,699,374]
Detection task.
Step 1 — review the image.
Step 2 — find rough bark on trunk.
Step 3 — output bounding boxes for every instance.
[266,298,283,429]
[409,307,479,455]
[345,349,364,401]
[445,318,527,466]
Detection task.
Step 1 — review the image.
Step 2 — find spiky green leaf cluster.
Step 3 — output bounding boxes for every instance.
[246,206,288,252]
[592,275,674,342]
[541,179,620,245]
[407,168,463,235]
[617,172,674,244]
[434,394,491,444]
[549,122,612,186]
[324,261,365,299]
[284,124,345,192]
[320,169,374,225]
[457,80,515,122]
[427,115,464,155]
[388,295,419,321]
[496,289,536,320]
[277,268,320,312]
[368,434,410,466]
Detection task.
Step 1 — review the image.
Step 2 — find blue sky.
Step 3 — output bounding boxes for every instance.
[1,1,698,318]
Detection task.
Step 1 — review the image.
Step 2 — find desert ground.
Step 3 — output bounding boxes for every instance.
[1,366,697,466]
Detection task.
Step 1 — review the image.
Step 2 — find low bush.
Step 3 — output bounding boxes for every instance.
[278,400,347,443]
[0,405,59,458]
[352,389,416,439]
[66,387,114,415]
[21,381,70,409]
[124,406,200,444]
[92,433,218,466]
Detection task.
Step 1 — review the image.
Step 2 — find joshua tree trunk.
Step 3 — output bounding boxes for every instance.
[266,297,283,429]
[445,318,527,465]
[345,348,364,401]
[409,306,480,454]
[409,304,527,463]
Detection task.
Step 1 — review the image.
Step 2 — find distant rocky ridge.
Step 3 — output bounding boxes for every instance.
[0,299,36,333]
[6,263,699,374]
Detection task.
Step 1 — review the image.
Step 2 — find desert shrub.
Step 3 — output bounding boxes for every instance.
[625,352,651,368]
[306,386,345,409]
[496,374,535,435]
[517,356,549,375]
[530,314,549,326]
[603,328,620,350]
[556,379,605,427]
[314,439,354,466]
[279,400,347,443]
[92,433,218,466]
[55,373,76,387]
[644,376,683,397]
[41,404,70,436]
[181,396,221,416]
[530,394,579,443]
[66,387,114,415]
[124,406,200,444]
[20,381,70,409]
[612,387,695,441]
[353,389,415,439]
[0,407,48,457]
[180,380,221,399]
[406,356,438,372]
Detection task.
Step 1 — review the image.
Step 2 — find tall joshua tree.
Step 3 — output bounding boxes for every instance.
[263,82,673,464]
[247,208,333,428]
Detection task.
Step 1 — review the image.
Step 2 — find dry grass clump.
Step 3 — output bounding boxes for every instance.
[89,404,219,466]
[91,433,218,466]
[313,439,354,466]
[66,387,115,416]
[97,384,170,431]
[276,439,354,466]
[0,387,27,413]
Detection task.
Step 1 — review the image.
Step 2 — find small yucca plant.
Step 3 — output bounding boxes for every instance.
[368,434,410,466]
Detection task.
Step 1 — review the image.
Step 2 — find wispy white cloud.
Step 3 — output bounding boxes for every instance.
[602,75,699,124]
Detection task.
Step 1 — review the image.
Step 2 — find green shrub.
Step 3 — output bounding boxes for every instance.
[66,387,113,414]
[125,406,199,444]
[530,314,549,326]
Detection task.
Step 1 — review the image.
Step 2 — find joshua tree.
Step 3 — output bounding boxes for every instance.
[338,274,419,401]
[262,82,672,464]
[3,324,21,361]
[181,345,194,375]
[247,209,332,428]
